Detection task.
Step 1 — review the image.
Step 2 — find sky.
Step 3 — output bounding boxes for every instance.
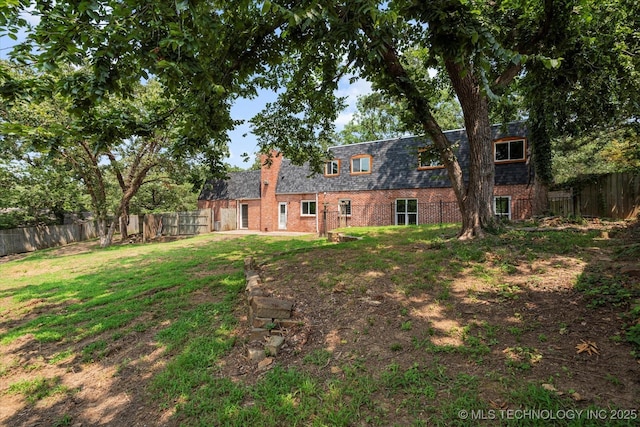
[227,78,371,168]
[1,18,373,170]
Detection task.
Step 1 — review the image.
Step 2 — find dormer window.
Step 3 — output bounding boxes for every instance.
[494,138,526,163]
[418,147,444,170]
[350,154,372,174]
[324,160,340,177]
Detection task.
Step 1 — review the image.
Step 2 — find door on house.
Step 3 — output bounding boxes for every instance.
[396,199,418,225]
[278,203,287,230]
[240,204,249,229]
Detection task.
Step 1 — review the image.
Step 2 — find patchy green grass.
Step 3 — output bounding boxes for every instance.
[7,376,76,404]
[1,223,638,426]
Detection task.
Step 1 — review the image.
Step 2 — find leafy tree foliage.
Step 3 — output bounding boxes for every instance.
[337,89,464,145]
[1,62,211,245]
[521,0,640,187]
[0,155,88,229]
[2,0,638,238]
[553,127,640,185]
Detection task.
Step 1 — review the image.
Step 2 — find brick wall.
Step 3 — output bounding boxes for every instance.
[275,193,319,233]
[200,167,534,233]
[260,153,283,232]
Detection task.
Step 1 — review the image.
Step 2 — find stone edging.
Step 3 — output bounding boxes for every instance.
[243,257,296,367]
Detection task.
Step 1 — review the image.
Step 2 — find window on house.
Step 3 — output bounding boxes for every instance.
[301,200,316,216]
[494,196,511,220]
[350,155,372,174]
[396,199,418,225]
[339,199,351,216]
[494,138,526,162]
[324,160,340,176]
[418,147,443,169]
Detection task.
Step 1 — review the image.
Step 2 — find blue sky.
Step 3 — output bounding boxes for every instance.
[1,24,372,169]
[227,78,371,168]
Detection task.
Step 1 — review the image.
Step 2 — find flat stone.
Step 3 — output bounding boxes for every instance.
[245,270,260,281]
[265,335,285,356]
[250,296,293,319]
[246,347,265,362]
[276,318,301,328]
[246,287,268,301]
[252,316,275,328]
[244,257,255,270]
[245,275,262,290]
[249,328,270,341]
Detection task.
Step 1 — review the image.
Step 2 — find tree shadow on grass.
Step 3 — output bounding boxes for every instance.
[0,233,329,426]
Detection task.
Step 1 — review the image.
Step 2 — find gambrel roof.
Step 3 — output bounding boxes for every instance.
[275,121,529,194]
[198,122,529,200]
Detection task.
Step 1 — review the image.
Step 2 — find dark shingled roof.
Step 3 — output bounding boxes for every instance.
[199,122,529,200]
[199,170,261,200]
[275,122,529,194]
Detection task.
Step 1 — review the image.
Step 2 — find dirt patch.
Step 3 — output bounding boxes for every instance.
[1,222,638,426]
[219,219,640,412]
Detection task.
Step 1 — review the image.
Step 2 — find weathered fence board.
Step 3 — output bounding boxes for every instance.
[550,172,640,219]
[142,209,212,241]
[219,208,237,231]
[0,222,99,257]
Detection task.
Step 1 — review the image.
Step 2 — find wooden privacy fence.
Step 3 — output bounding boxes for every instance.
[143,209,212,241]
[549,172,640,219]
[0,222,98,257]
[1,209,215,256]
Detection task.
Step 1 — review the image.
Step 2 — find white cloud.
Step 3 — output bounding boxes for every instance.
[335,111,354,127]
[336,77,372,111]
[333,77,372,131]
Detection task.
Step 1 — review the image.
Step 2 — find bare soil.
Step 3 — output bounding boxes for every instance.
[1,221,639,426]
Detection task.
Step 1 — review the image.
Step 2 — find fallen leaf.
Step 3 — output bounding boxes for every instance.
[575,340,599,356]
[257,357,273,370]
[542,383,557,392]
[489,400,508,409]
[571,392,584,401]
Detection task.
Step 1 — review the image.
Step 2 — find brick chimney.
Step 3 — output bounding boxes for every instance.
[259,151,283,232]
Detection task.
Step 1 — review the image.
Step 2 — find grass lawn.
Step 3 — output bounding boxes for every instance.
[0,222,638,426]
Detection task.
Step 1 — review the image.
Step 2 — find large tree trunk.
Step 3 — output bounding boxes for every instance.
[119,203,130,241]
[365,23,497,239]
[104,219,118,247]
[445,59,496,239]
[97,218,110,248]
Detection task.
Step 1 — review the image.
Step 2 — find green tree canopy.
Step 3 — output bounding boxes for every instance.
[1,62,214,245]
[2,0,638,237]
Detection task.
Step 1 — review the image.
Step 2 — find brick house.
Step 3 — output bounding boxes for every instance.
[198,122,533,233]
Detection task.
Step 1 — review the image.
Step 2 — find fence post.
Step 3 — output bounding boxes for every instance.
[322,203,328,236]
[439,200,443,225]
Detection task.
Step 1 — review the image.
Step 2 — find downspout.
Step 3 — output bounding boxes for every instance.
[315,192,319,234]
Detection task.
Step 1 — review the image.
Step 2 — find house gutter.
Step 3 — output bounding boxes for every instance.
[315,192,319,234]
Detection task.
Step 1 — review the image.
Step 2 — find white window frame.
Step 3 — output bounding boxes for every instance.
[301,200,317,216]
[395,198,419,226]
[494,196,512,220]
[339,199,352,216]
[494,138,526,163]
